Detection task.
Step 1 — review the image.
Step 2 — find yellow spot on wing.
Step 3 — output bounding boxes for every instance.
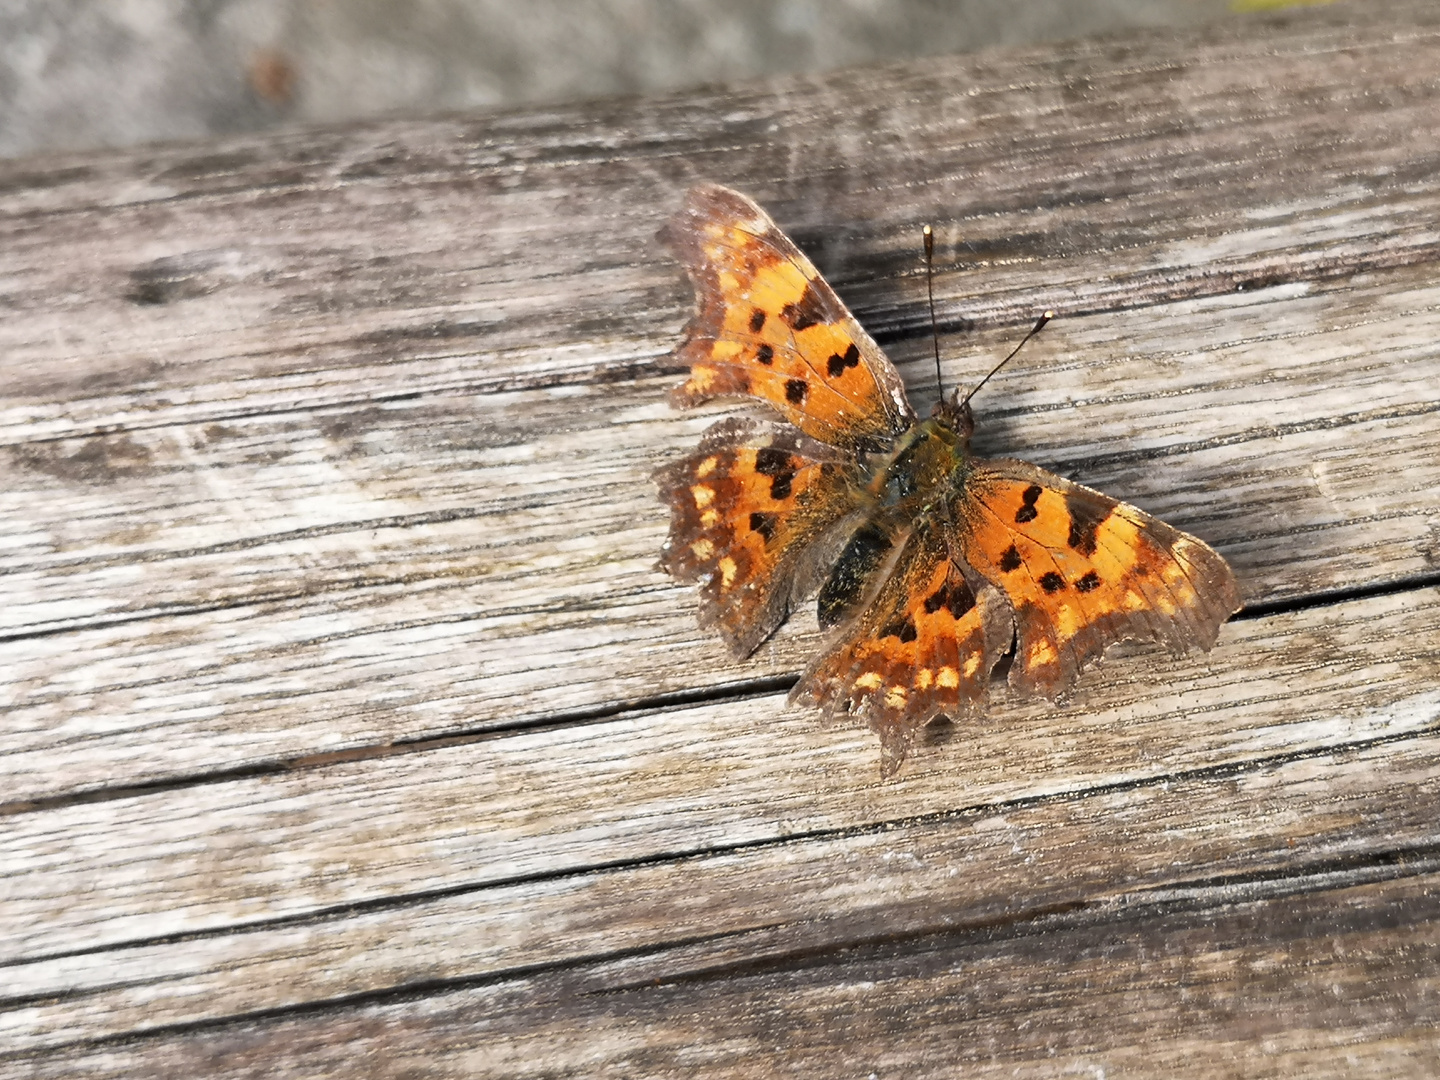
[937,667,959,688]
[688,366,717,392]
[1091,512,1142,576]
[1055,603,1079,641]
[855,671,884,690]
[749,261,810,315]
[690,538,714,559]
[963,654,981,678]
[915,668,933,690]
[700,509,719,527]
[885,685,908,709]
[695,456,718,478]
[718,556,737,588]
[691,485,715,508]
[1028,638,1057,667]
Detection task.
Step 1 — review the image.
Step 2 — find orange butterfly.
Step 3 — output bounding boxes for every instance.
[657,184,1241,775]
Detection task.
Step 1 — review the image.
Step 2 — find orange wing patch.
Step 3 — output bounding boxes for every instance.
[662,184,914,452]
[658,418,863,656]
[794,523,1011,775]
[956,461,1242,699]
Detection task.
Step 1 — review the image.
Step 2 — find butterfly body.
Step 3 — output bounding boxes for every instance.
[657,184,1241,774]
[815,405,969,624]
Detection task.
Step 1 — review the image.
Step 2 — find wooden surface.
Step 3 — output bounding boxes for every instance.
[4,3,1440,1075]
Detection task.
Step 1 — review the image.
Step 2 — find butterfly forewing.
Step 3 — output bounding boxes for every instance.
[662,184,915,452]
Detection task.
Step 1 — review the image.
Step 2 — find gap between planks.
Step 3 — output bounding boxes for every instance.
[6,855,1440,1072]
[3,586,1438,968]
[2,266,1439,802]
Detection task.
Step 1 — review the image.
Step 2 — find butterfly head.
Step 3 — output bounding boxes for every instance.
[929,392,975,446]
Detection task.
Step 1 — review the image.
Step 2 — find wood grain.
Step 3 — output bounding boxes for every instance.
[6,721,1440,1054]
[10,873,1440,1077]
[3,2,1440,1075]
[3,248,1438,803]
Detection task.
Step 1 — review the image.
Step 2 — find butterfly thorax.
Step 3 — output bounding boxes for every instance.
[866,414,968,515]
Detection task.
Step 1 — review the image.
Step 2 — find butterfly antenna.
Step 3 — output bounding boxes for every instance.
[923,225,943,399]
[959,310,1054,408]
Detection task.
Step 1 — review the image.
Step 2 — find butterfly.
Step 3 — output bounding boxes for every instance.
[656,184,1241,775]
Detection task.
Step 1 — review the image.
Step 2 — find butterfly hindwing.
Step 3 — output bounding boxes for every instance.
[662,183,916,452]
[954,460,1242,698]
[793,520,1012,775]
[657,417,865,657]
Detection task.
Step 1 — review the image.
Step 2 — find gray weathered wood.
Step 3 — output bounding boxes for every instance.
[5,588,1439,968]
[6,712,1440,1054]
[11,873,1440,1076]
[3,2,1440,1075]
[1,266,1438,801]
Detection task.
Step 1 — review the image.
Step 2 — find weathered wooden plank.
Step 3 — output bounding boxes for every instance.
[3,266,1438,802]
[7,871,1438,1077]
[5,728,1440,1054]
[5,270,1438,633]
[462,874,1440,1079]
[1,8,1439,806]
[4,587,1437,967]
[1,13,1439,445]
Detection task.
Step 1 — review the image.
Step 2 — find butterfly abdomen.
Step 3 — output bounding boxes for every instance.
[817,522,894,629]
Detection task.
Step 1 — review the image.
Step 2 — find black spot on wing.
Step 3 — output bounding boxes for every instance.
[945,578,976,618]
[754,447,798,501]
[780,283,826,331]
[1075,570,1101,592]
[1039,571,1066,594]
[748,308,767,332]
[784,378,808,404]
[755,343,774,365]
[1014,484,1042,524]
[826,342,861,378]
[749,511,777,541]
[754,447,791,477]
[923,577,976,619]
[882,616,918,643]
[1066,494,1109,556]
[999,545,1022,573]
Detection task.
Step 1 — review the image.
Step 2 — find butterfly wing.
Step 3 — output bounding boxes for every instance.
[657,417,868,657]
[792,519,1013,775]
[953,459,1242,698]
[661,183,916,452]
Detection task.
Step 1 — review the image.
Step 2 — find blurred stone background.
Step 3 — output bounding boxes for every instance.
[0,0,1336,160]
